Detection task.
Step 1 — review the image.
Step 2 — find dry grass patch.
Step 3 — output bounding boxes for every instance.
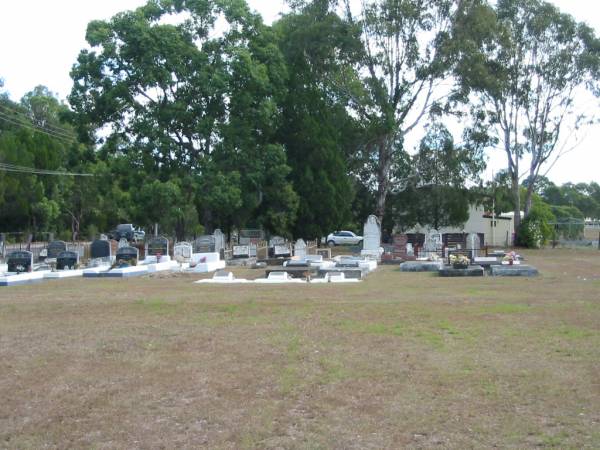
[0,248,599,448]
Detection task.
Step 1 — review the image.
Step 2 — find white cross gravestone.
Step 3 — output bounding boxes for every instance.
[361,215,382,260]
[294,239,307,259]
[174,242,193,263]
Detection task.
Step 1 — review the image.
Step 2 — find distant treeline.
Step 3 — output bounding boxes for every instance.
[1,0,599,245]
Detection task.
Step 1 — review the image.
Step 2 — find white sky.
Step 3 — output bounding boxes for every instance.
[0,0,598,185]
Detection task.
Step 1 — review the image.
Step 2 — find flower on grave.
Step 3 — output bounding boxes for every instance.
[449,254,470,266]
[503,251,517,262]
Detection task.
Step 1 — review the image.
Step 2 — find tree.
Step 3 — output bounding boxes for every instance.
[328,0,471,221]
[275,1,360,238]
[456,0,600,236]
[69,0,298,233]
[389,123,484,230]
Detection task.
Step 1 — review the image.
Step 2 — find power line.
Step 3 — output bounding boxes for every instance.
[0,103,74,138]
[0,162,94,177]
[0,111,77,144]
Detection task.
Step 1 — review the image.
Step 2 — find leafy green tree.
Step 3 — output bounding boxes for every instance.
[456,0,600,236]
[389,124,485,230]
[70,0,298,234]
[275,1,359,238]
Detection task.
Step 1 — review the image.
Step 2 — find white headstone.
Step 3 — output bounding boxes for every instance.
[118,238,129,249]
[406,243,414,256]
[424,230,442,254]
[361,215,382,260]
[233,245,250,258]
[466,232,481,259]
[213,229,225,254]
[174,242,193,263]
[294,239,307,259]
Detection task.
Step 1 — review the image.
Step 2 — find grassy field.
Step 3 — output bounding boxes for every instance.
[1,248,599,449]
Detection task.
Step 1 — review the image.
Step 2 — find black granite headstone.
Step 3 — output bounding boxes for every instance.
[90,239,111,259]
[147,236,169,256]
[57,251,79,270]
[115,246,139,264]
[194,235,215,253]
[7,251,33,273]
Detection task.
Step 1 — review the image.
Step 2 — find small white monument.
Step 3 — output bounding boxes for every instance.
[294,239,307,259]
[360,215,382,260]
[174,242,193,263]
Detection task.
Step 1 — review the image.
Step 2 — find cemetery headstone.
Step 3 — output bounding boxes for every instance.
[115,246,139,265]
[213,229,225,255]
[294,239,307,259]
[233,245,251,259]
[7,251,33,273]
[466,232,481,260]
[47,240,67,259]
[146,236,169,257]
[274,244,291,257]
[91,239,112,260]
[56,251,79,270]
[423,230,442,255]
[118,238,129,249]
[174,242,193,263]
[194,235,215,253]
[361,215,382,259]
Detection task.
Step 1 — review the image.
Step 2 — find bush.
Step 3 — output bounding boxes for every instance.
[516,203,555,248]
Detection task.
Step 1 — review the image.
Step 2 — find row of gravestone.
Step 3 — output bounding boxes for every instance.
[5,250,79,273]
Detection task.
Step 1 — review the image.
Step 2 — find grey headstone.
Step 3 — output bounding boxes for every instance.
[47,241,67,259]
[294,239,307,259]
[213,229,225,254]
[233,245,250,258]
[194,235,215,253]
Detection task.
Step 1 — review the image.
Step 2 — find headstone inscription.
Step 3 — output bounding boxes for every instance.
[274,245,291,257]
[7,251,33,273]
[194,235,215,253]
[57,251,79,270]
[115,246,139,265]
[174,242,193,263]
[47,241,67,259]
[91,239,112,259]
[294,239,307,259]
[147,236,169,257]
[233,245,250,259]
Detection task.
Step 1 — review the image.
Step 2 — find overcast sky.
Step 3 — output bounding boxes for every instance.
[0,0,597,185]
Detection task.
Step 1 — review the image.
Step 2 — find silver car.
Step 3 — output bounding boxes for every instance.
[326,231,363,247]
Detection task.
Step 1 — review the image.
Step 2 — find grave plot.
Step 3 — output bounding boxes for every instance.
[140,236,179,273]
[255,271,306,284]
[194,270,249,284]
[490,265,539,277]
[228,244,257,267]
[438,265,485,277]
[100,246,148,278]
[0,251,46,286]
[188,232,227,273]
[45,251,84,279]
[400,260,444,272]
[83,239,114,277]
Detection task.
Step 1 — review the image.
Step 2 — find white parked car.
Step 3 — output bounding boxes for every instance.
[325,231,363,247]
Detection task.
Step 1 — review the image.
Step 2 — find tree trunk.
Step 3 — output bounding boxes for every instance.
[375,135,394,222]
[511,171,521,244]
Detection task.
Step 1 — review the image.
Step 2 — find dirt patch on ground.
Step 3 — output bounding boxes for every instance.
[1,248,599,448]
